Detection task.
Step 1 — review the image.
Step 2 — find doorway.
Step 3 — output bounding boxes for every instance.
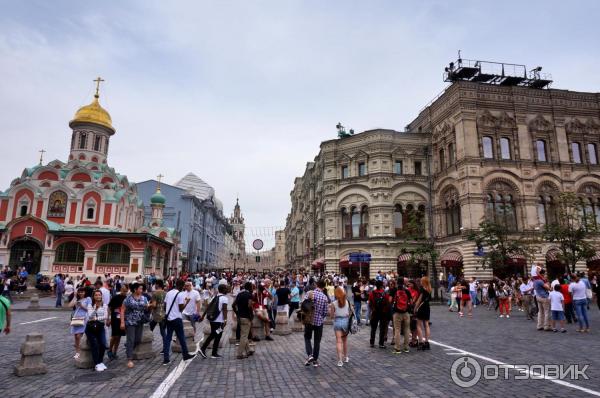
[9,239,43,274]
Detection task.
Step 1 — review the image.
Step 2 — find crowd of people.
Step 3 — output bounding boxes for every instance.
[1,263,597,374]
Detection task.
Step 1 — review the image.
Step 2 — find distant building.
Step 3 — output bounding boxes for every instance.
[274,230,286,269]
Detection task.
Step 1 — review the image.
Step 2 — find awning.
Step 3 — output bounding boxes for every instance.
[311,257,325,266]
[441,251,463,268]
[339,260,369,269]
[508,253,527,266]
[312,262,324,270]
[587,251,600,263]
[546,249,561,263]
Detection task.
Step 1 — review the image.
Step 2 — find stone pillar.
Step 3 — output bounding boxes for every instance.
[228,315,238,344]
[291,310,304,332]
[132,324,155,360]
[251,316,265,340]
[173,320,195,353]
[28,294,39,309]
[74,335,94,369]
[273,307,291,335]
[14,333,47,376]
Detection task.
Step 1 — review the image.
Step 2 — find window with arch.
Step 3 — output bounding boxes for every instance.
[448,143,455,165]
[342,208,352,239]
[579,184,600,228]
[97,243,131,264]
[144,247,153,267]
[536,140,547,162]
[445,200,461,236]
[485,182,518,231]
[351,207,361,238]
[19,199,29,217]
[571,142,582,164]
[79,132,87,149]
[500,137,511,160]
[48,191,67,217]
[588,143,598,165]
[85,200,96,220]
[482,136,494,159]
[155,250,162,268]
[94,135,102,152]
[55,242,85,263]
[360,206,369,238]
[394,204,403,237]
[537,195,557,226]
[439,149,445,171]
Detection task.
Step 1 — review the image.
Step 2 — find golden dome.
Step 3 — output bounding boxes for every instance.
[69,94,115,134]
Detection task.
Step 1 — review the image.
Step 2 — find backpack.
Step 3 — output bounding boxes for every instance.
[298,298,314,325]
[206,294,221,322]
[373,290,389,313]
[394,289,411,313]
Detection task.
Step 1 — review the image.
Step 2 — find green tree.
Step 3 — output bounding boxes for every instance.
[468,220,533,272]
[543,192,597,274]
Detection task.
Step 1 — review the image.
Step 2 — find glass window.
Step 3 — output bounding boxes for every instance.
[79,132,87,149]
[536,140,547,162]
[439,149,445,171]
[360,206,369,238]
[394,160,403,175]
[342,208,352,239]
[351,207,361,238]
[483,136,494,159]
[358,162,367,176]
[394,205,403,237]
[500,138,511,160]
[94,135,102,152]
[588,144,598,165]
[341,165,349,179]
[20,205,28,217]
[55,242,85,263]
[572,142,582,164]
[97,243,131,264]
[448,143,455,165]
[414,161,422,176]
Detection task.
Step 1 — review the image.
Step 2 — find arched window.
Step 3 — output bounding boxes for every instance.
[588,143,598,165]
[155,250,162,268]
[416,205,426,237]
[537,196,556,226]
[536,140,547,162]
[342,208,352,239]
[439,149,445,171]
[351,207,361,238]
[571,142,582,164]
[485,183,518,231]
[79,132,87,149]
[482,136,494,159]
[577,184,600,228]
[55,242,85,263]
[448,143,455,165]
[48,191,68,217]
[360,206,369,238]
[19,202,29,217]
[500,138,511,160]
[97,243,131,264]
[446,200,461,236]
[94,135,102,152]
[85,200,96,220]
[394,205,403,237]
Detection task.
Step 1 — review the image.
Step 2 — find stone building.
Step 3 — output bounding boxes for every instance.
[274,230,286,269]
[285,59,600,279]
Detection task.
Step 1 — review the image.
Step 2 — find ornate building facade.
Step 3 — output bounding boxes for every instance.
[285,62,600,279]
[0,82,177,279]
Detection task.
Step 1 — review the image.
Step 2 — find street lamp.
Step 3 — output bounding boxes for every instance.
[230,252,241,274]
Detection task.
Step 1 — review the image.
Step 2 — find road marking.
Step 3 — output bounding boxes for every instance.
[149,341,200,398]
[429,339,600,396]
[19,317,57,325]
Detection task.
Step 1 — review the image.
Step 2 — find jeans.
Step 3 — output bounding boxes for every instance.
[304,324,323,360]
[55,292,63,307]
[85,324,106,365]
[364,301,370,324]
[370,315,389,346]
[470,291,477,305]
[393,312,410,351]
[574,299,589,329]
[288,302,299,318]
[149,319,167,340]
[536,297,551,330]
[163,318,190,361]
[522,295,534,319]
[488,297,498,311]
[564,302,577,323]
[354,301,362,324]
[125,324,144,360]
[237,318,252,357]
[201,322,223,356]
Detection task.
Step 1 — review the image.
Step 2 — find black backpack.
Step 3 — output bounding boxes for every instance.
[206,294,221,322]
[298,298,315,325]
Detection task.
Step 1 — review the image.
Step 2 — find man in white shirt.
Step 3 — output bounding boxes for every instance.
[183,281,202,333]
[519,277,534,320]
[469,278,479,307]
[199,284,229,359]
[162,280,195,365]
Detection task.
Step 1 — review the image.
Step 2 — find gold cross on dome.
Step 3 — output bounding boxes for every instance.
[93,76,105,98]
[157,174,164,190]
[38,149,46,165]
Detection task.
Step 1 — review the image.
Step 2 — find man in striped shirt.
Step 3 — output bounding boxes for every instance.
[304,280,329,367]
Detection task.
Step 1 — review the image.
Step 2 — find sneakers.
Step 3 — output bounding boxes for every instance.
[403,348,410,353]
[312,361,320,367]
[561,329,567,333]
[107,351,114,360]
[378,345,386,349]
[393,349,402,354]
[553,329,558,333]
[162,359,171,365]
[211,354,222,359]
[236,355,248,360]
[199,349,207,359]
[344,356,349,363]
[265,336,274,341]
[506,315,510,318]
[499,315,504,318]
[73,353,80,359]
[182,353,196,361]
[305,355,314,366]
[95,363,106,372]
[337,360,343,367]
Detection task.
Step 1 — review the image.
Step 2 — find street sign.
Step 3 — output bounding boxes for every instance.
[252,239,264,251]
[349,252,371,263]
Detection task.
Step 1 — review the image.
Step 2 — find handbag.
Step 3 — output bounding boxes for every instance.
[70,316,85,327]
[586,288,593,300]
[345,303,359,335]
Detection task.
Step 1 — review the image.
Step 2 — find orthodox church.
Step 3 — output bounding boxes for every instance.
[0,79,177,279]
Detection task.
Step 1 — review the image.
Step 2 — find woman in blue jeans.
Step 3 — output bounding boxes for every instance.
[86,290,109,372]
[570,275,590,332]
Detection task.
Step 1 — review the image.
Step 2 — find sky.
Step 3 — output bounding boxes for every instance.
[1,0,599,249]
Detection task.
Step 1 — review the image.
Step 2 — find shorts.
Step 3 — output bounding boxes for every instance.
[111,315,126,336]
[461,294,471,301]
[333,317,349,331]
[551,310,565,321]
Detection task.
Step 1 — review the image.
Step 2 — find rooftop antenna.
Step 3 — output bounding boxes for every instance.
[457,50,462,66]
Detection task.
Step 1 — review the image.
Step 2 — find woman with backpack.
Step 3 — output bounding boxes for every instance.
[413,276,432,350]
[329,286,352,367]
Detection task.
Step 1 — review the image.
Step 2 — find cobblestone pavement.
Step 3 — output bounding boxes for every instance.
[1,302,598,397]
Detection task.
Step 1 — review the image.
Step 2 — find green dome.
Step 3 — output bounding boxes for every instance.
[150,190,166,205]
